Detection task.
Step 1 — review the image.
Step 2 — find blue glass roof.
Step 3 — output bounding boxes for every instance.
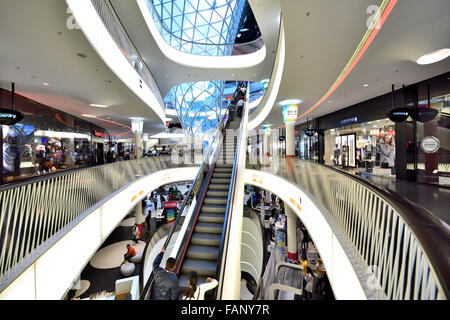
[146,0,247,55]
[168,81,227,136]
[167,80,267,136]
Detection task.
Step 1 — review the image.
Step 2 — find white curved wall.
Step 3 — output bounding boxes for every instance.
[241,217,264,283]
[66,0,166,122]
[0,167,198,300]
[248,22,285,130]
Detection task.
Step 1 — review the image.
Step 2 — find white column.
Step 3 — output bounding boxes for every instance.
[263,127,270,156]
[135,201,145,225]
[134,133,142,159]
[285,206,297,261]
[286,121,296,157]
[131,118,143,159]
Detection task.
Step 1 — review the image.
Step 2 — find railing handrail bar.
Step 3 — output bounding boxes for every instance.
[262,157,450,298]
[0,157,171,192]
[312,160,450,297]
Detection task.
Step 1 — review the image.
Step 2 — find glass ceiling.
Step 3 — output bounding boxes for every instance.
[167,80,267,136]
[146,0,247,55]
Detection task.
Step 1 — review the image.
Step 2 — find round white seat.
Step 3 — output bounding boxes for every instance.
[130,253,142,264]
[120,263,135,277]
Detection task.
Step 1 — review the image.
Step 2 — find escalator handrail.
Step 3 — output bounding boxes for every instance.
[214,86,250,299]
[139,109,230,299]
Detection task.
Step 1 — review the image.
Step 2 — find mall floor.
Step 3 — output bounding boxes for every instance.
[74,211,153,299]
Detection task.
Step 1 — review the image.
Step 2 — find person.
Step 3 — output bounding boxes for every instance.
[299,255,308,275]
[303,267,314,300]
[379,134,395,171]
[181,271,218,300]
[156,194,162,210]
[237,98,244,118]
[315,258,326,293]
[132,223,140,244]
[333,144,340,166]
[151,248,179,300]
[300,224,310,253]
[122,244,136,265]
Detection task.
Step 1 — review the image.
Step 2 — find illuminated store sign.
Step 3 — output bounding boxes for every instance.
[0,108,24,125]
[387,108,410,122]
[305,129,317,137]
[340,117,358,125]
[410,108,439,123]
[282,104,298,123]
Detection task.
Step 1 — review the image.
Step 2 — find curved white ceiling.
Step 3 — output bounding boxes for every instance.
[136,0,267,69]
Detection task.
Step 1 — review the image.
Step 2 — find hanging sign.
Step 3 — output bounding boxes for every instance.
[420,136,440,153]
[0,108,24,125]
[305,129,317,136]
[340,117,358,126]
[410,108,438,123]
[387,108,410,122]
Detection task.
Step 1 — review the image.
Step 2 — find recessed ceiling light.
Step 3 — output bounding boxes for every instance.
[42,82,50,86]
[279,99,302,105]
[328,101,332,103]
[363,84,369,87]
[416,48,450,65]
[89,104,109,108]
[81,114,96,118]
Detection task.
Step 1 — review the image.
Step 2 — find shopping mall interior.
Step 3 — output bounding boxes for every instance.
[0,0,449,306]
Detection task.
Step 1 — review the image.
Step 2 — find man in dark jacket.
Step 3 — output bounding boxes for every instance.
[151,248,179,300]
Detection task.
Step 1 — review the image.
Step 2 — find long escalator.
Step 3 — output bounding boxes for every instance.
[178,118,239,293]
[140,95,247,300]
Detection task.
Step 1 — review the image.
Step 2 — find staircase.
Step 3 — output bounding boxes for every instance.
[178,113,240,294]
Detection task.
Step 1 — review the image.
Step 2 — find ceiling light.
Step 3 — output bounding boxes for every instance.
[89,104,109,108]
[363,84,369,87]
[416,48,450,65]
[42,82,50,86]
[328,101,332,103]
[81,114,96,118]
[279,99,302,105]
[240,28,249,32]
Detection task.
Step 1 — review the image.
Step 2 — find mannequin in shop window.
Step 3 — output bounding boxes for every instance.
[333,144,340,166]
[379,135,395,173]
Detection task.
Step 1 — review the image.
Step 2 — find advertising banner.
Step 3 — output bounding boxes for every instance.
[274,228,286,264]
[282,104,298,123]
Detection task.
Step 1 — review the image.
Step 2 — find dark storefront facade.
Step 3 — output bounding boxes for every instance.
[295,72,450,187]
[0,89,108,185]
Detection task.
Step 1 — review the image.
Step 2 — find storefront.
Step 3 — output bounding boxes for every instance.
[324,118,396,176]
[301,72,449,186]
[0,88,107,184]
